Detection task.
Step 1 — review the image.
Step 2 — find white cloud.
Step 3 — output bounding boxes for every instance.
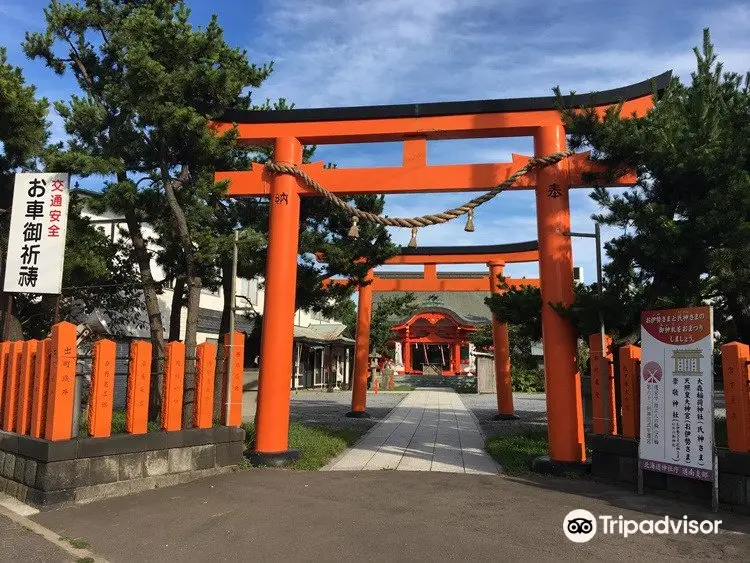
[244,0,750,285]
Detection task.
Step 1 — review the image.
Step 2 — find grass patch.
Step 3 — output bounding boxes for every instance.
[242,422,364,471]
[485,430,549,476]
[391,384,415,391]
[60,536,90,549]
[78,409,161,436]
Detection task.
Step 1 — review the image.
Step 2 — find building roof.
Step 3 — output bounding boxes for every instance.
[373,291,492,326]
[197,308,257,335]
[294,323,354,345]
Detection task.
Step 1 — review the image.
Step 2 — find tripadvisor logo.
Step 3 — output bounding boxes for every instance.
[563,510,722,542]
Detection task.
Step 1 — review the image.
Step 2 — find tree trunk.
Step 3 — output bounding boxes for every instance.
[214,258,232,420]
[159,164,200,429]
[182,276,201,427]
[123,206,166,422]
[169,277,185,341]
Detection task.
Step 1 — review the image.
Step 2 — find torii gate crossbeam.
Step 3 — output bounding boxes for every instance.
[214,72,667,470]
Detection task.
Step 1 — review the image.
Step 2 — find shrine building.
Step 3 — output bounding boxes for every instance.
[373,288,491,376]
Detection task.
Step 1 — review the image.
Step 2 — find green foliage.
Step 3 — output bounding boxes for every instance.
[78,408,160,435]
[486,282,543,342]
[468,324,493,349]
[556,28,750,344]
[14,194,143,338]
[0,46,48,176]
[242,421,364,471]
[485,430,549,476]
[511,367,545,393]
[369,292,418,355]
[330,297,356,338]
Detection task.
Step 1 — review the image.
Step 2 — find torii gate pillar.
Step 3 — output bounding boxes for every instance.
[533,125,586,468]
[347,269,373,418]
[248,136,303,467]
[487,260,518,420]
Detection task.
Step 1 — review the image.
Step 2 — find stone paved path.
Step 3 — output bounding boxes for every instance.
[325,388,499,474]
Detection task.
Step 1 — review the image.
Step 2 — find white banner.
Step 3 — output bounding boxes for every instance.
[3,173,70,294]
[639,306,714,481]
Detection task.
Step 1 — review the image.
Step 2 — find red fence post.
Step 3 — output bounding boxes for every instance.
[721,342,750,453]
[16,339,38,435]
[2,341,24,432]
[161,341,185,431]
[589,333,617,435]
[88,339,117,438]
[45,322,78,441]
[194,341,216,429]
[221,332,244,427]
[0,342,10,424]
[30,338,51,438]
[618,344,641,439]
[126,340,152,435]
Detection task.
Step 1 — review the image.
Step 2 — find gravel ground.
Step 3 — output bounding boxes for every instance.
[461,391,726,441]
[460,392,548,440]
[243,389,407,433]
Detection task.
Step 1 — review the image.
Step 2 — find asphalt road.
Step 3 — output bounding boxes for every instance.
[0,514,70,562]
[33,470,750,562]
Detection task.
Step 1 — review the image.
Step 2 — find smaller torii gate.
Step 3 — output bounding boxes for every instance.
[326,241,539,421]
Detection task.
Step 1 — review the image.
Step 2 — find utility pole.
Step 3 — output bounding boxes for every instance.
[565,222,609,433]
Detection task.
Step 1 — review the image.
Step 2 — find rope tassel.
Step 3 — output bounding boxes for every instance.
[408,227,418,248]
[348,216,360,238]
[464,209,475,232]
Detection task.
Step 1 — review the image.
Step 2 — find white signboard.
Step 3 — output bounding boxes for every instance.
[639,306,714,481]
[3,173,70,294]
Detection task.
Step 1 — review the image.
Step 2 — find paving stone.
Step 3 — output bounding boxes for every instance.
[330,389,498,474]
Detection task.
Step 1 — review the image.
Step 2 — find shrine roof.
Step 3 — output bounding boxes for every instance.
[373,291,492,326]
[219,72,671,125]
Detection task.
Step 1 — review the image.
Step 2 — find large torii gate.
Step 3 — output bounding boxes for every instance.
[213,72,667,469]
[324,241,540,421]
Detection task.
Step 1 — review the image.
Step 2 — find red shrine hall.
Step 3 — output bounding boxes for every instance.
[391,308,478,376]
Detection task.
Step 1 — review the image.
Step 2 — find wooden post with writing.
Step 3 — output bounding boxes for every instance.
[45,322,78,441]
[126,340,152,434]
[161,341,185,431]
[16,339,38,435]
[2,341,24,432]
[619,344,641,439]
[0,342,10,423]
[721,342,750,453]
[589,333,617,435]
[88,339,116,438]
[30,338,51,438]
[194,341,216,429]
[222,331,244,426]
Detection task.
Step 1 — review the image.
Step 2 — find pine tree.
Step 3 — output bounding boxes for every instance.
[25,0,272,423]
[556,28,750,344]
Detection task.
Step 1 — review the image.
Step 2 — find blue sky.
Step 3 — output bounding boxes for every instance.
[2,0,750,280]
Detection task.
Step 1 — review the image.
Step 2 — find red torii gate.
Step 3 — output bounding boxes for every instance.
[324,241,540,420]
[213,72,667,469]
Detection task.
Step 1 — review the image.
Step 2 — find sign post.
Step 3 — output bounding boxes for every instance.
[3,173,70,295]
[639,305,716,510]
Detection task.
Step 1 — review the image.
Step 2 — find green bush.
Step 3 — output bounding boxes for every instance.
[454,377,478,394]
[511,367,545,393]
